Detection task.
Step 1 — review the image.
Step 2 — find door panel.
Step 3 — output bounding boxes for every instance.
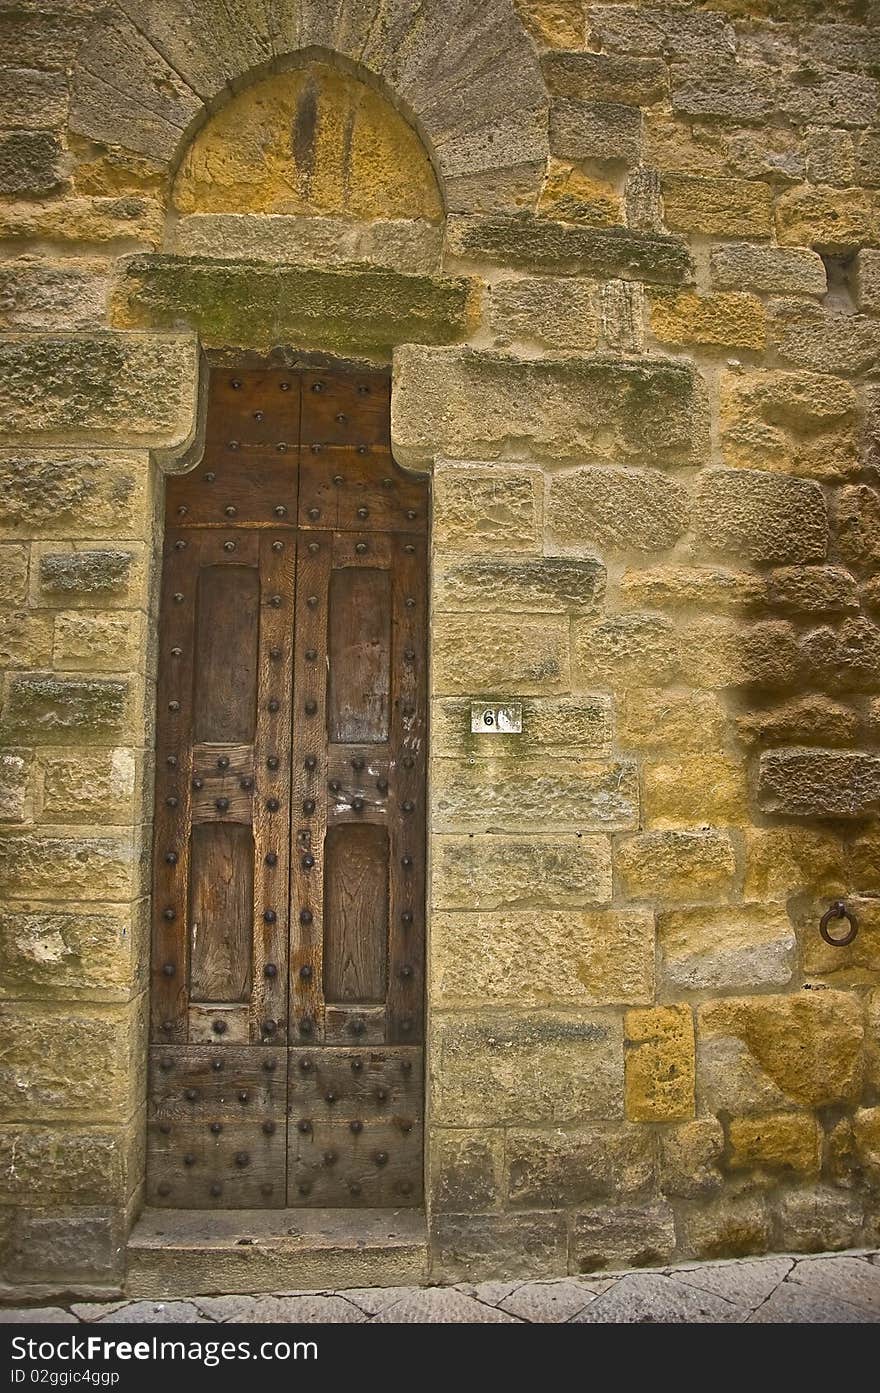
[148,366,427,1210]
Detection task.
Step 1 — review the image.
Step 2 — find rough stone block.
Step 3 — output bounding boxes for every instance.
[645,115,803,184]
[572,613,680,687]
[771,299,880,375]
[710,243,827,296]
[434,555,604,613]
[662,175,773,237]
[671,59,776,124]
[776,185,880,251]
[0,999,143,1121]
[542,50,666,105]
[590,5,735,62]
[431,834,612,909]
[113,255,479,355]
[53,611,143,672]
[853,1107,880,1187]
[650,290,766,351]
[727,1113,821,1178]
[0,544,28,607]
[444,215,694,284]
[546,466,690,553]
[644,756,748,828]
[572,1202,676,1272]
[38,749,138,826]
[0,450,149,540]
[430,1129,502,1213]
[432,908,653,1009]
[625,1005,695,1123]
[0,68,68,128]
[431,758,639,832]
[693,470,827,565]
[743,828,846,903]
[618,565,763,613]
[0,751,31,824]
[836,485,880,570]
[0,1208,123,1285]
[1,674,132,744]
[431,694,613,760]
[777,1187,865,1255]
[0,333,198,447]
[0,831,138,903]
[0,1126,132,1205]
[430,1011,624,1126]
[430,1213,568,1283]
[736,696,859,750]
[857,249,880,315]
[393,347,706,469]
[506,1123,654,1207]
[536,160,622,228]
[599,278,646,352]
[620,689,727,752]
[432,464,541,554]
[680,1194,771,1262]
[35,545,146,608]
[801,895,880,980]
[513,1,587,51]
[0,900,141,1001]
[432,613,569,694]
[758,749,880,818]
[550,99,642,165]
[616,830,736,903]
[720,369,858,481]
[678,617,805,691]
[0,257,109,331]
[0,131,65,197]
[767,565,858,614]
[488,277,599,350]
[697,991,864,1110]
[172,213,444,274]
[0,196,163,247]
[0,611,53,668]
[659,1119,724,1198]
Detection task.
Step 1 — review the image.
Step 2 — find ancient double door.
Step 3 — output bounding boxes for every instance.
[147,366,427,1209]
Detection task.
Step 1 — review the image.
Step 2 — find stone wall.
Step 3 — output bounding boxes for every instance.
[1,0,880,1295]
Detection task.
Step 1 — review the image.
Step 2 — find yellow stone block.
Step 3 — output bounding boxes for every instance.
[776,185,880,252]
[720,370,858,481]
[616,829,736,902]
[743,827,846,902]
[853,1106,880,1185]
[643,756,749,828]
[617,565,764,613]
[662,174,773,238]
[728,1113,821,1176]
[432,613,569,695]
[625,1004,695,1123]
[620,689,727,752]
[536,159,622,227]
[651,290,766,351]
[432,465,543,554]
[513,0,586,48]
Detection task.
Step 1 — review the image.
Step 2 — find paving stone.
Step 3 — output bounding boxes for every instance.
[195,1294,365,1322]
[498,1278,610,1321]
[571,1271,748,1323]
[70,1301,133,1321]
[671,1257,793,1309]
[0,1307,79,1323]
[454,1279,523,1305]
[787,1255,880,1318]
[375,1288,522,1322]
[82,1301,211,1323]
[332,1286,410,1316]
[749,1282,872,1324]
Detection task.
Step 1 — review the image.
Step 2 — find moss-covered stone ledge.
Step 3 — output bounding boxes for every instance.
[392,347,709,468]
[111,256,482,355]
[0,333,199,447]
[445,215,695,284]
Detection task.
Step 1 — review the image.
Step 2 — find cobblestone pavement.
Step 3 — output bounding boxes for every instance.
[2,1251,879,1324]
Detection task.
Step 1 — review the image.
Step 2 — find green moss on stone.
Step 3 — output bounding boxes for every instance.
[1,674,129,742]
[446,214,694,284]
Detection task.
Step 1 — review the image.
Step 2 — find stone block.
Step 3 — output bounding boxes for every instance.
[767,565,858,614]
[737,696,859,750]
[662,175,773,238]
[0,1207,123,1285]
[0,131,65,197]
[432,908,653,1009]
[430,1212,568,1283]
[172,213,444,274]
[38,749,138,826]
[643,756,748,828]
[513,1,587,50]
[0,544,28,607]
[550,99,642,165]
[432,613,569,694]
[1,674,132,744]
[801,895,880,980]
[720,369,858,481]
[0,197,163,247]
[53,611,143,672]
[616,830,736,903]
[542,50,666,106]
[113,255,479,356]
[0,751,31,824]
[0,257,109,331]
[777,1187,865,1255]
[599,279,646,352]
[430,1129,502,1213]
[680,1194,771,1262]
[444,215,694,284]
[710,243,827,296]
[806,126,857,187]
[546,466,690,553]
[431,758,639,833]
[432,464,541,554]
[536,160,622,228]
[857,249,880,315]
[0,68,68,128]
[650,290,766,351]
[853,1107,880,1187]
[431,694,613,760]
[0,899,141,1001]
[625,1004,695,1123]
[506,1123,654,1208]
[0,611,53,668]
[0,333,198,448]
[836,485,880,570]
[0,450,149,540]
[589,5,735,62]
[727,1114,821,1177]
[743,828,845,902]
[0,1126,133,1205]
[393,347,706,469]
[671,59,776,124]
[488,277,600,350]
[692,470,827,565]
[659,1119,724,1198]
[758,749,880,818]
[620,689,727,752]
[625,169,663,234]
[433,555,605,613]
[431,834,612,909]
[771,299,880,375]
[617,565,764,613]
[679,617,805,691]
[0,831,138,902]
[431,1010,624,1128]
[34,545,147,608]
[776,185,880,251]
[803,616,880,694]
[645,116,803,184]
[571,1202,676,1272]
[697,991,864,1111]
[0,999,144,1121]
[572,613,680,687]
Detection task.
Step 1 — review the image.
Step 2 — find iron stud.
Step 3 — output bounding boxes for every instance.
[357,507,369,519]
[335,412,347,424]
[374,1151,388,1167]
[265,851,278,866]
[405,596,416,608]
[159,1123,171,1135]
[329,780,341,793]
[165,796,178,809]
[311,443,322,454]
[230,378,241,389]
[298,1119,312,1134]
[184,1088,198,1101]
[402,800,415,813]
[263,909,277,924]
[402,910,413,926]
[164,851,178,865]
[305,700,317,715]
[305,649,317,661]
[306,595,318,608]
[377,778,388,793]
[300,909,313,926]
[235,1151,250,1167]
[349,1181,362,1196]
[266,798,280,812]
[277,442,288,453]
[268,699,279,711]
[299,964,313,981]
[240,776,253,791]
[269,594,282,608]
[406,510,417,521]
[308,541,319,554]
[163,906,176,921]
[211,1059,223,1072]
[351,1059,363,1073]
[238,1090,249,1103]
[210,1122,222,1135]
[299,1018,314,1035]
[177,505,188,516]
[157,1182,171,1197]
[308,508,320,520]
[162,961,175,976]
[299,1058,313,1071]
[357,445,368,455]
[253,410,264,422]
[174,539,187,551]
[352,757,365,771]
[261,1019,278,1035]
[398,1180,413,1195]
[263,1057,277,1072]
[215,797,230,812]
[404,543,415,554]
[302,853,315,869]
[355,542,367,555]
[303,798,316,814]
[224,540,236,552]
[404,649,415,662]
[210,1183,222,1197]
[225,505,237,516]
[212,1019,227,1035]
[192,777,203,790]
[350,1120,363,1134]
[376,1088,388,1103]
[280,381,290,391]
[171,647,182,657]
[204,472,216,483]
[173,593,184,604]
[352,797,365,812]
[401,1060,412,1074]
[272,539,284,551]
[267,755,279,769]
[403,756,415,769]
[263,1120,276,1135]
[333,475,344,485]
[160,1056,174,1071]
[311,381,324,393]
[399,964,413,979]
[168,700,180,713]
[217,755,230,769]
[350,1018,366,1036]
[382,477,392,487]
[270,647,282,660]
[323,1150,337,1165]
[264,963,278,978]
[400,1017,413,1033]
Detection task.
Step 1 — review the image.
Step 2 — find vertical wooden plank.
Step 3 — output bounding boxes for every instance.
[192,566,260,742]
[189,822,254,1001]
[323,823,389,1004]
[327,567,392,744]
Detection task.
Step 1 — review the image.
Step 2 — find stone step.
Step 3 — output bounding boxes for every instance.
[126,1207,428,1298]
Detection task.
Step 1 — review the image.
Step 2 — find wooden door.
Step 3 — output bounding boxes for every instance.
[147,366,427,1209]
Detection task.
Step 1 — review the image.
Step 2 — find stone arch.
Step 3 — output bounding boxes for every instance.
[68,0,549,213]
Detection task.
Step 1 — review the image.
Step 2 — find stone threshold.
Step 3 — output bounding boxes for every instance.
[125,1207,428,1298]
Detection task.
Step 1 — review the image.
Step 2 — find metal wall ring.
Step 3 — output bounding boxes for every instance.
[819,900,858,948]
